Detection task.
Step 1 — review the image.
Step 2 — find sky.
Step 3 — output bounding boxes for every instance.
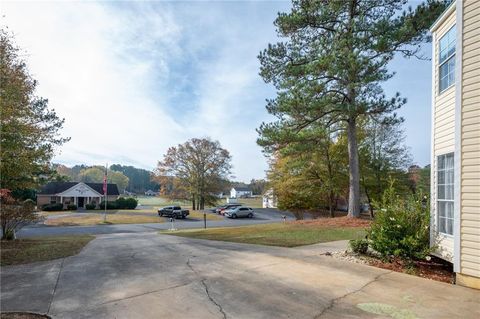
[3,0,432,182]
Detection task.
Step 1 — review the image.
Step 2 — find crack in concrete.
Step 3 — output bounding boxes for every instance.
[187,257,227,319]
[313,271,393,319]
[99,282,192,306]
[201,278,227,319]
[47,258,65,315]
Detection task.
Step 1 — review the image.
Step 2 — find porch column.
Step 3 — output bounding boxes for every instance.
[74,197,77,205]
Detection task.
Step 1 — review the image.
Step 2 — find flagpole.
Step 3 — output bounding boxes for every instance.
[104,163,108,223]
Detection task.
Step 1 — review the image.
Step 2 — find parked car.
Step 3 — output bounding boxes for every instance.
[216,204,242,215]
[224,206,254,219]
[210,206,221,213]
[158,206,189,219]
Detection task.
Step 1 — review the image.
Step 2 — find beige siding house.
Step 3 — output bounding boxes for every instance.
[430,0,480,289]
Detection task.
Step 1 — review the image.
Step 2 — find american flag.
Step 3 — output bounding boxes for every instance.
[103,165,107,195]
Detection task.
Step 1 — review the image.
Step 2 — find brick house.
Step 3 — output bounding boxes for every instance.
[37,182,119,209]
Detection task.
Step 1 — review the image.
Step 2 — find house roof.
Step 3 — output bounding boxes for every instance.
[233,187,251,192]
[38,182,120,196]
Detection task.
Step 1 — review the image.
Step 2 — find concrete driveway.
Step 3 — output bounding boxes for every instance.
[1,233,479,318]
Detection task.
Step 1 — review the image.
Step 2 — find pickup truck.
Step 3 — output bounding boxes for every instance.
[158,206,189,219]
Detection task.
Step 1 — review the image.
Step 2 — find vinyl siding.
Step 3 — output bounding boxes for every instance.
[460,0,480,279]
[432,9,456,261]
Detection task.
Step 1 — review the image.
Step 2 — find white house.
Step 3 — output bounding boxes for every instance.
[230,187,252,198]
[430,0,480,289]
[262,189,277,208]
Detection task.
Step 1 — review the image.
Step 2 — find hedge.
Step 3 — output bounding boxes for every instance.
[42,203,64,211]
[99,197,138,210]
[66,204,77,210]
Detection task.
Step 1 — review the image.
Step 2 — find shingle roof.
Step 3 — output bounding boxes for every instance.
[233,187,251,192]
[38,182,120,195]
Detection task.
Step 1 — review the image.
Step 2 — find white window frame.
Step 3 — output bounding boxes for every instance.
[439,25,456,93]
[437,153,454,236]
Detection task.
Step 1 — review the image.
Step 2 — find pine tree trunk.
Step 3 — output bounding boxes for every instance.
[192,196,196,211]
[347,118,361,218]
[329,190,335,218]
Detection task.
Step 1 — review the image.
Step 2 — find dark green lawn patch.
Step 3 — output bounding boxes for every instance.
[0,235,94,266]
[162,222,366,247]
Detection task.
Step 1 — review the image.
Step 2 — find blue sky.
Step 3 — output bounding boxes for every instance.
[3,0,431,182]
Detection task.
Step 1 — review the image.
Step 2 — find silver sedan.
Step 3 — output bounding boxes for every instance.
[224,206,254,219]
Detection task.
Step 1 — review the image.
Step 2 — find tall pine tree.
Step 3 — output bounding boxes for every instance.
[258,0,448,217]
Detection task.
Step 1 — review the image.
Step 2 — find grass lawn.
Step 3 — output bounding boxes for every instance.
[162,219,367,247]
[136,196,190,207]
[236,197,263,208]
[0,235,94,266]
[44,214,164,226]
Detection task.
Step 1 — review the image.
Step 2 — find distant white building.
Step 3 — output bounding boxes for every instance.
[144,190,159,196]
[230,187,252,198]
[262,189,277,208]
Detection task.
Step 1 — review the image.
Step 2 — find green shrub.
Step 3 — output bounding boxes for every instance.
[42,203,64,211]
[122,197,138,209]
[98,198,138,210]
[112,197,138,209]
[67,204,77,210]
[367,182,431,261]
[99,201,118,210]
[116,197,127,209]
[349,239,369,254]
[85,203,96,210]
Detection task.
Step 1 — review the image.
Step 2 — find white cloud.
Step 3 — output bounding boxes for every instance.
[2,1,283,182]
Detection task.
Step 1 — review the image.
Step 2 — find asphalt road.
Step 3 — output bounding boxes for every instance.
[17,208,297,238]
[2,233,478,318]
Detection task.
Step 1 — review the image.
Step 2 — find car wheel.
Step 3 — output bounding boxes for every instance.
[248,213,253,218]
[159,212,163,217]
[232,214,237,219]
[182,214,186,219]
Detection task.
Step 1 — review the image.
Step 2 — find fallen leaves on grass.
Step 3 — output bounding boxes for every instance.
[293,216,371,228]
